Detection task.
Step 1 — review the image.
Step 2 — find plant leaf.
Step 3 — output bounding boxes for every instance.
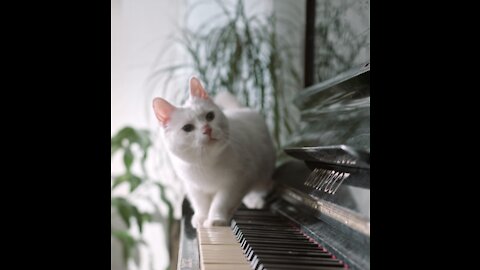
[112,174,128,190]
[132,206,144,233]
[112,198,132,228]
[111,141,122,157]
[123,147,134,173]
[128,174,142,192]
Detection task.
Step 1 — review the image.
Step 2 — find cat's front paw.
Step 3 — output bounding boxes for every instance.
[242,194,265,209]
[203,218,228,227]
[191,214,207,229]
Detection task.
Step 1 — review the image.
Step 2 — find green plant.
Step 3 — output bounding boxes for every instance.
[149,0,302,153]
[111,126,175,269]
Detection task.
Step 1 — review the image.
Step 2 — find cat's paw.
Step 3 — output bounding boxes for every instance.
[242,194,265,209]
[191,215,207,229]
[203,218,228,227]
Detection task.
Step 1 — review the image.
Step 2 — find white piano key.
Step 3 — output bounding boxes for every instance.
[198,227,250,270]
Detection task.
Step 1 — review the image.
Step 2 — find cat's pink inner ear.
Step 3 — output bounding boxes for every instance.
[189,77,209,99]
[152,98,175,126]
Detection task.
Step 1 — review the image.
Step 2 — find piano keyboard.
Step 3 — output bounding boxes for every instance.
[198,209,348,270]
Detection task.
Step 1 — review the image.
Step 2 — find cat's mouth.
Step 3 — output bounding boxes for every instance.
[202,136,220,145]
[200,136,220,145]
[207,138,218,143]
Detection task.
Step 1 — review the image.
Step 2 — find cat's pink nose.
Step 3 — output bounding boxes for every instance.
[202,125,212,137]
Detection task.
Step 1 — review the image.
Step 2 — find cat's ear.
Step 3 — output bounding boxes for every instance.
[189,76,209,99]
[153,98,176,127]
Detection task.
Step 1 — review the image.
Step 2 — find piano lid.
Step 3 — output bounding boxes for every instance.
[285,62,370,154]
[285,144,370,170]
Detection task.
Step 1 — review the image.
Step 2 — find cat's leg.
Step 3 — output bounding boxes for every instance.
[203,186,248,227]
[185,185,212,228]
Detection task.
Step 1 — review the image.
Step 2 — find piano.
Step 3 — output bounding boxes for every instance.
[176,63,370,270]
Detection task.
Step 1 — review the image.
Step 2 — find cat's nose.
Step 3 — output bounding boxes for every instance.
[202,125,212,137]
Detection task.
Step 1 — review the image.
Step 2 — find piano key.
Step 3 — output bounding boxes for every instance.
[234,227,304,234]
[200,245,247,263]
[249,249,331,257]
[249,248,341,263]
[241,239,315,251]
[257,263,346,270]
[197,227,251,270]
[245,245,327,260]
[241,238,317,248]
[252,259,344,270]
[202,264,252,270]
[236,233,305,242]
[197,227,238,245]
[243,242,322,259]
[232,225,297,235]
[235,230,304,239]
[232,220,293,226]
[234,227,300,233]
[237,232,309,243]
[252,255,343,267]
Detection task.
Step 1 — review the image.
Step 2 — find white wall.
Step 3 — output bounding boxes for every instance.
[111,1,186,270]
[111,0,187,137]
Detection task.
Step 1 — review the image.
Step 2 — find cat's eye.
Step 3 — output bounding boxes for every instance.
[182,124,194,132]
[206,111,215,121]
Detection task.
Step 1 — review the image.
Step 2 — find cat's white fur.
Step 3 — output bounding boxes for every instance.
[153,77,275,228]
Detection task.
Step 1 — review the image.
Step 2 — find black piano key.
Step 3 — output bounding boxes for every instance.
[253,254,343,266]
[248,248,346,270]
[258,263,345,270]
[239,232,308,241]
[240,238,314,250]
[236,230,296,239]
[233,226,298,235]
[244,242,322,258]
[243,241,326,254]
[240,237,314,245]
[245,244,327,253]
[241,238,318,249]
[238,234,308,245]
[234,221,294,227]
[232,218,290,224]
[236,227,304,234]
[246,248,330,261]
[250,249,332,258]
[235,229,304,237]
[232,223,293,232]
[235,227,299,234]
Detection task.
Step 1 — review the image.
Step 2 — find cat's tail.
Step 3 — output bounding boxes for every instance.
[214,91,243,110]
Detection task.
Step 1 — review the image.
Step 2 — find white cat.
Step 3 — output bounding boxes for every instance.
[153,77,276,228]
